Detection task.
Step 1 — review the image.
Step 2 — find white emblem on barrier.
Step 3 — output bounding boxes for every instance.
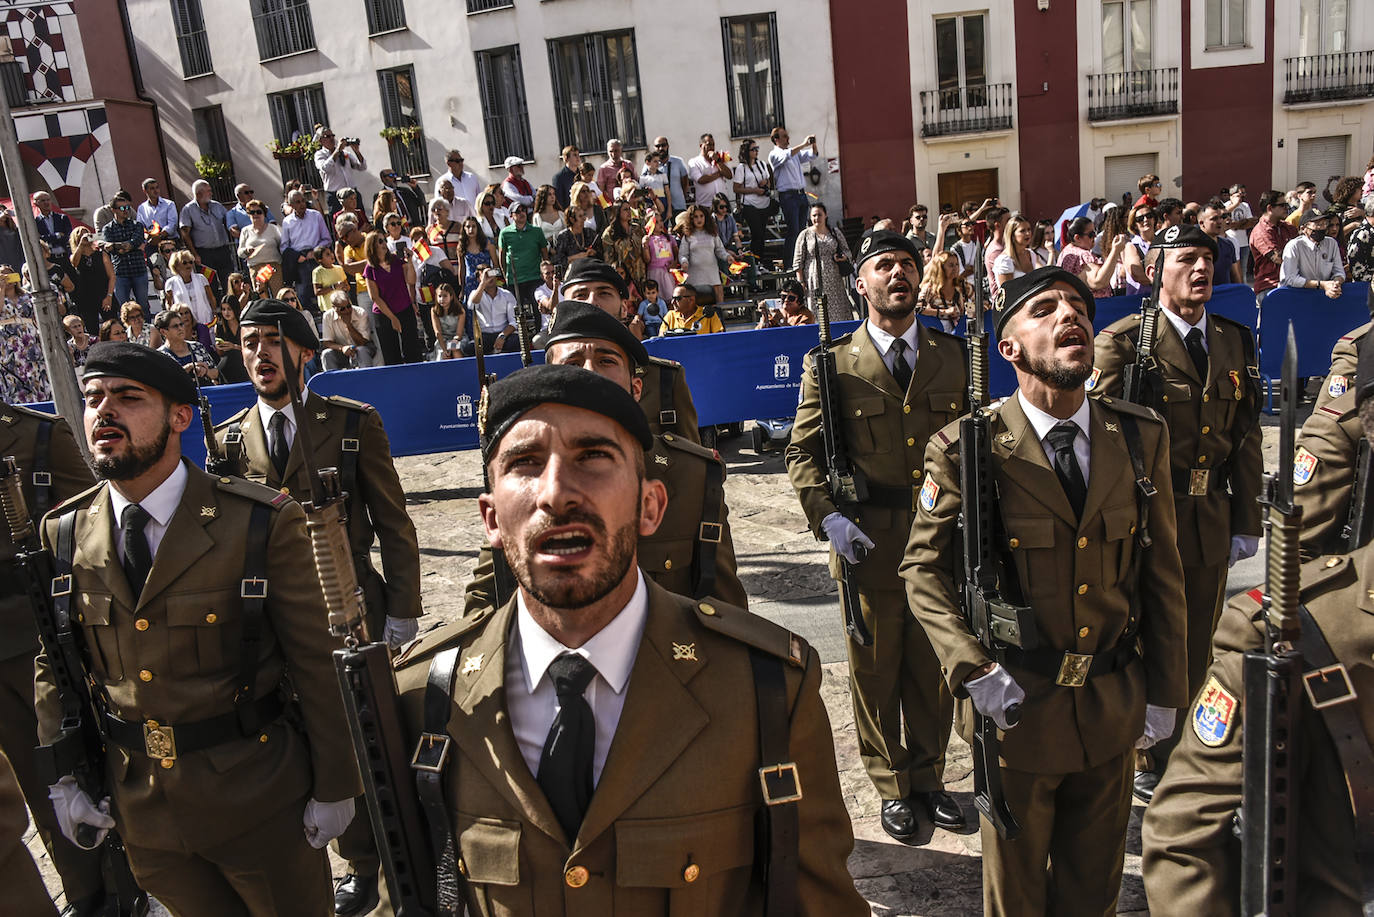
[774,354,790,380]
[456,395,474,420]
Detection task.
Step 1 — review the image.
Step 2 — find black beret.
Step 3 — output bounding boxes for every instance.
[559,258,629,299]
[1357,329,1374,407]
[544,300,649,367]
[81,342,198,405]
[238,298,321,351]
[993,266,1097,337]
[482,364,653,461]
[854,229,921,269]
[1153,223,1219,257]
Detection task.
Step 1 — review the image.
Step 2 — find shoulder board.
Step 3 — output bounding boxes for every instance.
[693,598,809,668]
[1096,396,1163,424]
[1316,389,1358,420]
[213,405,251,432]
[214,474,294,509]
[324,394,374,413]
[1105,312,1143,337]
[48,480,103,516]
[1338,322,1372,344]
[392,608,496,671]
[647,355,682,370]
[1299,552,1357,601]
[932,416,963,452]
[658,432,718,462]
[4,403,59,422]
[924,325,966,348]
[1208,312,1251,335]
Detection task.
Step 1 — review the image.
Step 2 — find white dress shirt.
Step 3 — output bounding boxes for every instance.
[469,287,518,335]
[507,571,648,784]
[442,169,484,209]
[1161,306,1209,354]
[1017,390,1092,482]
[256,400,298,454]
[313,147,364,194]
[1280,234,1346,287]
[110,460,188,563]
[864,319,920,377]
[688,155,732,203]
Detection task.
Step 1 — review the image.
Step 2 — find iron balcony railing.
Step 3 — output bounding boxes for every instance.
[276,155,322,191]
[252,3,316,61]
[466,0,513,12]
[177,27,213,78]
[919,83,1013,138]
[1087,68,1179,121]
[386,135,430,179]
[1283,50,1374,104]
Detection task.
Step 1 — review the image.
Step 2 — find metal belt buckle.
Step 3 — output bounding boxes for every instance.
[1136,476,1158,499]
[223,431,243,446]
[698,522,723,544]
[1302,663,1356,709]
[50,574,72,597]
[911,485,920,514]
[143,720,176,761]
[411,732,452,774]
[1055,652,1094,687]
[1188,468,1210,496]
[341,438,360,452]
[758,762,803,805]
[240,577,268,599]
[31,471,51,487]
[659,409,677,426]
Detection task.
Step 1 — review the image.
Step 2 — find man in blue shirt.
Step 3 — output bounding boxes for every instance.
[767,126,818,270]
[136,178,178,243]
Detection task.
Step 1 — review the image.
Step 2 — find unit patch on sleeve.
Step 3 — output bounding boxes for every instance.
[1293,446,1318,486]
[919,477,940,512]
[1328,374,1349,398]
[1084,367,1101,392]
[1192,675,1238,747]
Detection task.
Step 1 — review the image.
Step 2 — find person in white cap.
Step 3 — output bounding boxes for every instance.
[502,156,534,209]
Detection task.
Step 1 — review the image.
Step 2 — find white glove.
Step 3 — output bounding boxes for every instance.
[1135,704,1177,749]
[1228,535,1260,568]
[820,512,874,565]
[383,616,420,649]
[964,664,1026,731]
[302,797,356,849]
[48,776,115,850]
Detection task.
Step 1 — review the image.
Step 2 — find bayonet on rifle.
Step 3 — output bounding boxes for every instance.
[1240,325,1303,916]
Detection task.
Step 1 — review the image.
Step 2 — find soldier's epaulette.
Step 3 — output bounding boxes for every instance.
[924,325,966,349]
[647,355,681,370]
[659,431,718,463]
[392,608,496,671]
[213,474,295,509]
[932,416,963,452]
[1208,312,1252,335]
[1104,312,1144,337]
[1299,552,1357,600]
[1095,395,1163,424]
[803,329,854,357]
[213,405,252,432]
[692,597,809,668]
[1317,390,1357,420]
[324,394,374,413]
[4,403,60,422]
[47,481,103,517]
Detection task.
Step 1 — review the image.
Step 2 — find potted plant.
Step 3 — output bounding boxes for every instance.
[266,136,320,160]
[194,155,232,180]
[379,125,423,145]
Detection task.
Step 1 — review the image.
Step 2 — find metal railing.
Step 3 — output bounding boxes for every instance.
[1283,50,1374,104]
[276,155,322,190]
[252,2,316,61]
[466,0,513,12]
[386,136,429,179]
[1087,68,1178,121]
[366,0,406,34]
[176,28,213,77]
[919,83,1013,138]
[0,61,26,107]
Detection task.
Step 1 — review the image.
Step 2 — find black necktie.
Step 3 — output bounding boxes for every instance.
[890,338,913,392]
[121,504,153,598]
[268,412,290,478]
[537,653,598,844]
[1046,421,1087,518]
[1184,327,1209,381]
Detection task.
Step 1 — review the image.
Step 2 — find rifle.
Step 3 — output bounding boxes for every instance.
[275,325,442,916]
[809,232,871,646]
[959,239,1034,841]
[0,458,148,916]
[1340,437,1374,552]
[195,375,234,477]
[1240,325,1303,916]
[1121,247,1167,407]
[471,312,516,608]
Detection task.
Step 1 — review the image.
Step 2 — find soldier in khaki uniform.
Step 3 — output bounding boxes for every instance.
[213,298,421,915]
[902,267,1189,917]
[1315,319,1369,410]
[382,365,866,916]
[462,301,746,613]
[0,750,56,917]
[1294,389,1363,560]
[39,343,362,917]
[0,403,105,915]
[786,229,968,839]
[1091,225,1262,799]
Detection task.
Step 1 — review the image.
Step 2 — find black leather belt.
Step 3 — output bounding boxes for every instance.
[863,483,918,513]
[103,694,284,762]
[1006,641,1137,687]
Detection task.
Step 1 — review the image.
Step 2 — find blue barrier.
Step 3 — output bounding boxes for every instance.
[1257,282,1370,411]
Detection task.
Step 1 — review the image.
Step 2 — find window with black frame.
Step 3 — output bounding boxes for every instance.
[378,66,429,176]
[267,84,327,186]
[475,46,534,166]
[170,0,213,78]
[546,30,645,152]
[720,13,784,139]
[250,0,316,61]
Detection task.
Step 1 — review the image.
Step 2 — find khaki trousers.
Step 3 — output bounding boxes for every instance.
[1151,560,1228,770]
[0,749,57,917]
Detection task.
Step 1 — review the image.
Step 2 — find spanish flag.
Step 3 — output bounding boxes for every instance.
[199,266,217,285]
[427,223,445,244]
[669,268,687,285]
[727,259,749,275]
[413,238,432,262]
[417,285,435,303]
[149,221,162,236]
[254,264,276,284]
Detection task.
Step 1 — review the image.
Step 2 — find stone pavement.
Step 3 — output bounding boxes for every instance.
[31,411,1287,915]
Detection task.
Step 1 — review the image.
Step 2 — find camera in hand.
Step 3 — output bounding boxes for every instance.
[342,137,361,146]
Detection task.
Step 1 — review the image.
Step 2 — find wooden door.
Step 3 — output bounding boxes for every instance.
[936,168,999,214]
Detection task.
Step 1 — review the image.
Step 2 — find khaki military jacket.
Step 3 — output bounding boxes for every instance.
[901,394,1189,774]
[637,356,700,442]
[1140,549,1374,916]
[786,321,967,590]
[463,431,747,613]
[1093,310,1263,566]
[215,389,421,633]
[390,579,866,917]
[1295,390,1362,561]
[1315,319,1369,410]
[34,463,362,850]
[0,404,92,661]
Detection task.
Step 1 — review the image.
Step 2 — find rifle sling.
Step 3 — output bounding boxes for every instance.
[32,418,53,517]
[658,363,677,428]
[1294,604,1374,913]
[339,408,362,507]
[54,509,96,725]
[690,457,725,599]
[233,503,273,733]
[1120,414,1153,642]
[416,646,466,917]
[749,649,799,917]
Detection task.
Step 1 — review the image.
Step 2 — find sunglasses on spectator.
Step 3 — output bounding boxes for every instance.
[781,294,799,302]
[281,295,298,303]
[448,157,463,164]
[247,209,265,215]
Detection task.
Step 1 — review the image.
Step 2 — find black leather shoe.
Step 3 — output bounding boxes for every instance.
[880,798,918,841]
[59,895,110,917]
[1133,769,1160,804]
[334,872,380,917]
[916,790,967,830]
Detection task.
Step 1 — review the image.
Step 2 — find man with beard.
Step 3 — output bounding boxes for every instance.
[386,363,865,915]
[35,342,360,915]
[462,301,746,614]
[559,258,701,442]
[786,229,970,840]
[902,266,1189,916]
[1091,224,1262,801]
[0,402,104,916]
[213,299,420,917]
